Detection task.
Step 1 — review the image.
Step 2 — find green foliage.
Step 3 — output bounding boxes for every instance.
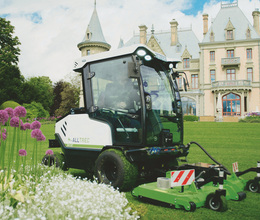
[183,115,198,121]
[0,18,24,105]
[23,101,49,119]
[55,81,80,116]
[49,80,63,116]
[0,100,20,109]
[0,17,21,66]
[0,65,24,105]
[239,116,260,123]
[21,76,54,112]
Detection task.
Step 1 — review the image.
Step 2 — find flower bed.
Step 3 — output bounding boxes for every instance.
[0,166,138,219]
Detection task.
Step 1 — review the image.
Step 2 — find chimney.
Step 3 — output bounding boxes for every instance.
[139,25,148,45]
[170,19,178,46]
[203,13,209,36]
[252,9,260,35]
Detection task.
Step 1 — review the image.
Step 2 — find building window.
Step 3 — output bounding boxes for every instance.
[87,50,91,56]
[223,93,241,116]
[227,30,233,40]
[247,48,252,59]
[247,68,253,81]
[210,70,216,82]
[183,58,190,68]
[210,51,215,62]
[227,50,234,58]
[244,96,247,112]
[227,69,236,80]
[191,74,198,89]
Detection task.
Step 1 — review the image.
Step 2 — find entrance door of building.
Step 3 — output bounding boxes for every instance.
[222,93,241,116]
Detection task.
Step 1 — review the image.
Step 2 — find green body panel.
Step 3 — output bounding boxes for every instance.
[224,173,247,200]
[132,182,214,211]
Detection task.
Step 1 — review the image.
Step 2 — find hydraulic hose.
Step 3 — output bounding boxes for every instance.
[186,141,231,175]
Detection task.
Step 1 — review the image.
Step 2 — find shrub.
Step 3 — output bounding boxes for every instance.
[239,112,260,123]
[23,102,49,120]
[0,100,20,110]
[183,115,198,122]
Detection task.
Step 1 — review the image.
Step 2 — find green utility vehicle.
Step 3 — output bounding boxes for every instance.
[43,44,259,211]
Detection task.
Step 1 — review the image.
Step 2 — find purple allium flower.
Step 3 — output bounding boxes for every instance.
[10,116,20,127]
[5,107,14,118]
[37,134,46,142]
[1,128,7,140]
[19,149,27,156]
[45,149,54,155]
[24,123,31,130]
[20,124,26,131]
[31,120,41,130]
[31,129,43,139]
[14,106,27,118]
[0,110,9,126]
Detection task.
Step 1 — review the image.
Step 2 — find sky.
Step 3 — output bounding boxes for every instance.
[0,0,259,83]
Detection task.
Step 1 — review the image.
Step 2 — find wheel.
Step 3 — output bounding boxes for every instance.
[41,153,68,171]
[189,202,196,212]
[94,149,138,191]
[237,192,246,201]
[206,193,227,212]
[246,180,260,193]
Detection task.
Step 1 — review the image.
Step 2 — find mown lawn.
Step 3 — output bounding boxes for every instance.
[2,121,260,219]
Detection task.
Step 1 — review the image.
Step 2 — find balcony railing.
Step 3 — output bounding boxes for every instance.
[221,57,240,66]
[212,80,251,89]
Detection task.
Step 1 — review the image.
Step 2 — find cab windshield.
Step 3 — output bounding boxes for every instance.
[140,65,182,145]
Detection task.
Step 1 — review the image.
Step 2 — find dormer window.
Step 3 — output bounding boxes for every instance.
[225,19,235,40]
[227,30,233,40]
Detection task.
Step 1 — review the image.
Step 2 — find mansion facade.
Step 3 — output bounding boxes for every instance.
[78,1,260,121]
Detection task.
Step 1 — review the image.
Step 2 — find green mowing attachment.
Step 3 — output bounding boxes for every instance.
[132,168,246,212]
[131,160,260,212]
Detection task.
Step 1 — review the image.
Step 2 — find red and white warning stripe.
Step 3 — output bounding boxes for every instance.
[170,169,195,187]
[232,162,239,173]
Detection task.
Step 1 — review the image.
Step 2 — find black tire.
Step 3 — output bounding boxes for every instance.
[41,153,68,171]
[246,180,260,193]
[206,193,227,212]
[189,202,196,212]
[94,149,138,191]
[237,192,246,201]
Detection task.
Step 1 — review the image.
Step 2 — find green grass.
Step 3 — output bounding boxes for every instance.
[2,121,260,219]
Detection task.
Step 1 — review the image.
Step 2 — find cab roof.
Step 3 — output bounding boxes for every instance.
[73,44,180,72]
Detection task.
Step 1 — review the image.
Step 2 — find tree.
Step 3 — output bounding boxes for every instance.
[0,18,23,105]
[49,80,63,116]
[55,82,79,116]
[22,76,54,112]
[0,17,21,66]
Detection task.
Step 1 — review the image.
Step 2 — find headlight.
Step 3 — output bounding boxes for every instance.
[136,49,146,57]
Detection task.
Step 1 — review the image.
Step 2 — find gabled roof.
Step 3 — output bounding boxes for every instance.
[202,2,260,43]
[80,5,108,44]
[124,28,200,60]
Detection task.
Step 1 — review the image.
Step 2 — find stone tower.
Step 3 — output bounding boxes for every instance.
[78,1,111,107]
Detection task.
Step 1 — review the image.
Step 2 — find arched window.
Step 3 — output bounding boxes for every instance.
[222,93,241,116]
